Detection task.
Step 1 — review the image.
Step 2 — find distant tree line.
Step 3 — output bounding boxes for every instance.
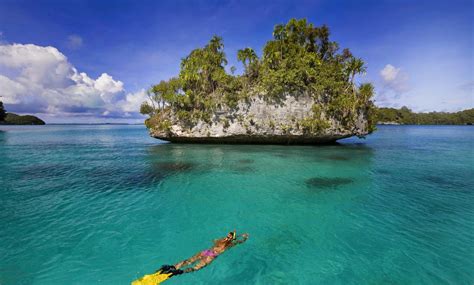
[141,18,376,133]
[376,107,474,125]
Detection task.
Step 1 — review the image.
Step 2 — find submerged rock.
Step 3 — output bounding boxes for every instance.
[305,177,353,188]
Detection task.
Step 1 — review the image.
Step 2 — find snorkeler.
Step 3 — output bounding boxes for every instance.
[166,231,248,274]
[132,231,248,285]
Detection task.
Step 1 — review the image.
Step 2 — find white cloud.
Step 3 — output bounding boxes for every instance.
[118,89,148,113]
[0,75,27,104]
[67,35,83,49]
[380,64,399,82]
[0,44,73,88]
[380,64,410,94]
[0,43,146,120]
[376,64,412,107]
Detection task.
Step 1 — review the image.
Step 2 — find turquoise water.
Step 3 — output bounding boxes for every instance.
[1,125,473,284]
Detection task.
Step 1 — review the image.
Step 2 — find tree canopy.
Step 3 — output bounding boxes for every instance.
[142,18,376,133]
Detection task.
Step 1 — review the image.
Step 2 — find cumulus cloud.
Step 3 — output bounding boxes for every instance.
[380,64,410,93]
[118,89,148,113]
[376,64,411,107]
[67,35,83,49]
[0,43,146,120]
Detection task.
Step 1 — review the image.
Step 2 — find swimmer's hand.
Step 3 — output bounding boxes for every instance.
[235,233,249,244]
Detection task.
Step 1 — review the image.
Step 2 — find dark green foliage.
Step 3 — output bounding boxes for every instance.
[376,107,474,125]
[3,113,45,125]
[0,101,6,121]
[237,47,260,88]
[140,102,154,116]
[144,18,376,133]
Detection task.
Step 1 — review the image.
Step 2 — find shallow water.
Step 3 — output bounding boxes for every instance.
[1,125,473,284]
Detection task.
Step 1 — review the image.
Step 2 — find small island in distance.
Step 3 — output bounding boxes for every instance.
[0,101,45,125]
[141,19,377,144]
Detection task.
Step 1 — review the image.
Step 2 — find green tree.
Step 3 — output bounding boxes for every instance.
[150,77,182,111]
[358,83,374,104]
[237,48,258,73]
[237,47,259,83]
[0,101,6,121]
[346,57,366,86]
[140,102,154,116]
[179,35,228,109]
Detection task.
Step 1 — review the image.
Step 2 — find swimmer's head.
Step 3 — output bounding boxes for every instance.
[226,231,236,241]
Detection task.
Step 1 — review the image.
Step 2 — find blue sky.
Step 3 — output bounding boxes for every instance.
[0,0,472,123]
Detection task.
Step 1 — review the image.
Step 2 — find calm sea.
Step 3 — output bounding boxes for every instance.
[0,125,473,284]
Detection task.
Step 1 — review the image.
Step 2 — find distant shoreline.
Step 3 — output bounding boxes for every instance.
[376,122,472,126]
[46,123,143,125]
[376,107,473,125]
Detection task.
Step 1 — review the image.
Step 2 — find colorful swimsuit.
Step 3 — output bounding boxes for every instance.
[201,249,217,258]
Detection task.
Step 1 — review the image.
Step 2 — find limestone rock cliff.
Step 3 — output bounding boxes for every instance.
[149,94,370,144]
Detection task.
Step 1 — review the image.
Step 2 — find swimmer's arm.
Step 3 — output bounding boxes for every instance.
[234,233,249,244]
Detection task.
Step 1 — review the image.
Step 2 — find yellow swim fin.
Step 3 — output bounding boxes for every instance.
[131,270,172,285]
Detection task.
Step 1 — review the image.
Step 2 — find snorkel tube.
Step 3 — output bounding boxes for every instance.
[228,230,236,241]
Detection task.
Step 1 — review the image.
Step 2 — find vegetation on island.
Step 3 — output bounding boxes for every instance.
[376,107,474,125]
[0,101,45,125]
[3,113,45,125]
[141,18,376,134]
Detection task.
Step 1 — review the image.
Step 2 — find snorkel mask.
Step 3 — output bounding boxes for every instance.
[228,231,236,241]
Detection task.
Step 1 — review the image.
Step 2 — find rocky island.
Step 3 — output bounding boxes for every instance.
[0,102,45,125]
[141,19,376,144]
[2,113,45,125]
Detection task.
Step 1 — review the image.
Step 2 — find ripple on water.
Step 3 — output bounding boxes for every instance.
[124,161,198,187]
[15,163,75,180]
[422,174,469,191]
[230,165,255,174]
[375,169,391,175]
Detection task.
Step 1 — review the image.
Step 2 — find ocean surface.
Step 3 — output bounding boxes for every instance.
[0,125,473,285]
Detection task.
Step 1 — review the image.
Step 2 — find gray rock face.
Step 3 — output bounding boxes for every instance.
[150,94,369,144]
